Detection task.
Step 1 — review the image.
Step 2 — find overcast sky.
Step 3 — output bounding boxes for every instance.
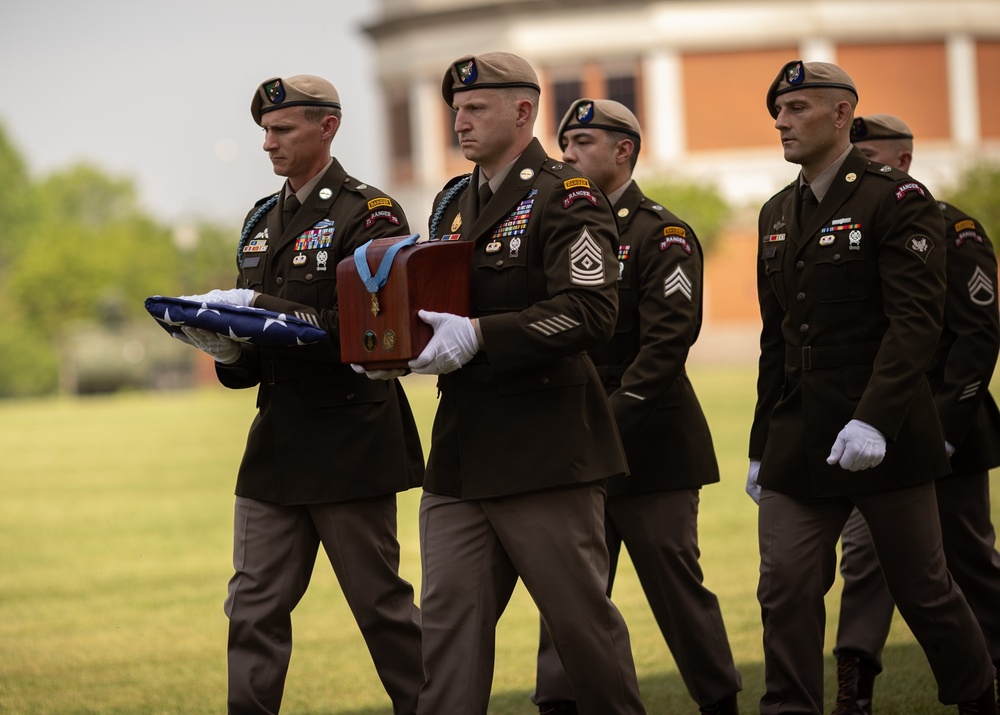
[0,0,386,225]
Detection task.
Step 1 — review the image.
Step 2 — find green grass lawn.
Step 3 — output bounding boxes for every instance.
[1,364,996,714]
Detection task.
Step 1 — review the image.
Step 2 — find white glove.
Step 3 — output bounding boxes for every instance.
[746,460,762,504]
[350,363,408,380]
[945,441,956,458]
[827,419,886,472]
[178,288,255,308]
[175,326,243,365]
[408,310,479,375]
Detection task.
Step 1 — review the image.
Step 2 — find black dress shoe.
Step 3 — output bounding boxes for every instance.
[538,702,579,715]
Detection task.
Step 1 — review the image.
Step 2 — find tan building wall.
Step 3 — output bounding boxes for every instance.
[364,0,1000,361]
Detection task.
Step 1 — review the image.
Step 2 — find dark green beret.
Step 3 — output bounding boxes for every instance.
[851,113,914,142]
[251,75,341,126]
[766,60,858,119]
[556,98,641,149]
[442,52,540,105]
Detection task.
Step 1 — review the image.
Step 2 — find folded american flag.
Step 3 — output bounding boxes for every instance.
[144,296,327,346]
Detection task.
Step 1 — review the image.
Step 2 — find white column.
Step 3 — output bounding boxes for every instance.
[412,78,445,188]
[644,49,684,163]
[801,37,836,63]
[946,33,980,148]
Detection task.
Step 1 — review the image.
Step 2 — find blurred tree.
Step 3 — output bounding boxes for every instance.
[6,163,179,337]
[170,220,243,295]
[941,162,1000,241]
[0,120,38,268]
[636,178,730,254]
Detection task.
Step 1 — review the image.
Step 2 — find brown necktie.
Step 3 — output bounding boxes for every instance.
[478,182,493,214]
[800,185,819,228]
[282,193,301,230]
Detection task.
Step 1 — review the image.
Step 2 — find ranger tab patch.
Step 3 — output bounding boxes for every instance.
[367,197,393,210]
[563,188,598,208]
[895,182,926,201]
[661,227,692,253]
[365,210,401,228]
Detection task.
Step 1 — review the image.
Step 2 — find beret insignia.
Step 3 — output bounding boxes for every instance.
[786,61,804,86]
[264,79,285,104]
[456,59,477,85]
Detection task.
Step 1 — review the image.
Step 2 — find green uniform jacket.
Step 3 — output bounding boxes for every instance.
[214,158,424,505]
[592,181,719,496]
[931,202,1000,478]
[750,146,950,497]
[423,138,627,499]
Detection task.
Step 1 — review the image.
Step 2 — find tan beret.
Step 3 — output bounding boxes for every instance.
[851,113,913,142]
[251,75,341,126]
[766,60,858,119]
[556,98,641,149]
[442,52,540,105]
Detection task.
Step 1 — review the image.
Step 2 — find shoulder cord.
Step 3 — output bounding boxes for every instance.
[428,175,471,241]
[236,194,279,268]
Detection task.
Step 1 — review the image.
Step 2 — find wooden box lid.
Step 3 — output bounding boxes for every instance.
[336,235,473,368]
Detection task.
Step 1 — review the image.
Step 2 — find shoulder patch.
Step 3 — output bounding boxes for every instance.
[563,187,598,208]
[365,209,401,228]
[895,182,926,202]
[367,197,393,211]
[661,225,691,253]
[563,177,591,190]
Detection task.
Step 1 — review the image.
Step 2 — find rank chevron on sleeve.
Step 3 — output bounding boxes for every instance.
[663,265,693,302]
